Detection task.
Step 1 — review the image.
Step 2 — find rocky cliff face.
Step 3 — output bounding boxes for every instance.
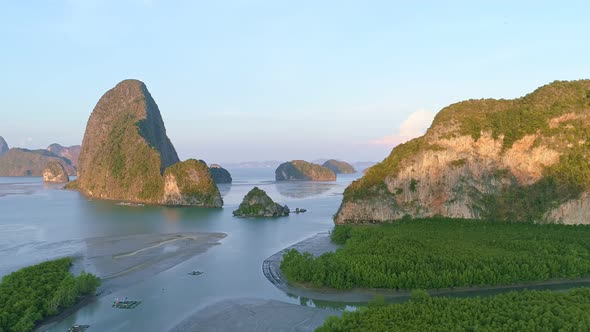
[0,137,8,157]
[323,159,356,174]
[0,148,76,176]
[43,161,70,183]
[69,79,221,206]
[209,164,232,184]
[47,144,81,167]
[163,159,223,207]
[233,187,289,217]
[336,80,590,225]
[275,160,336,181]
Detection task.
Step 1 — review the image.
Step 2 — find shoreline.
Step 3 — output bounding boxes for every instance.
[263,232,590,304]
[35,295,96,332]
[35,232,227,331]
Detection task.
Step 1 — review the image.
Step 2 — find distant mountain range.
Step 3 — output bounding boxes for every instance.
[220,161,284,169]
[0,137,80,176]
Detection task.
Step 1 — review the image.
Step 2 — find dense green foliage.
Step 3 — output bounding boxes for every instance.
[291,160,334,179]
[480,176,581,223]
[233,186,288,217]
[105,112,165,202]
[322,159,356,174]
[281,219,590,290]
[234,187,266,215]
[317,288,590,332]
[234,203,265,215]
[0,258,100,332]
[433,80,590,148]
[481,144,590,222]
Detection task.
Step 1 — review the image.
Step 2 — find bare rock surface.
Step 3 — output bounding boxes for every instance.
[43,160,70,183]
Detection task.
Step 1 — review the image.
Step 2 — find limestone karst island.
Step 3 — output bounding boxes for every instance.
[336,80,590,225]
[2,3,590,332]
[66,79,222,207]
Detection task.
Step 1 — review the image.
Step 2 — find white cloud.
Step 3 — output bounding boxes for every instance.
[370,110,436,147]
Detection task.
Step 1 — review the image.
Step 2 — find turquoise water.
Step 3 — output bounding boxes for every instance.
[0,170,359,331]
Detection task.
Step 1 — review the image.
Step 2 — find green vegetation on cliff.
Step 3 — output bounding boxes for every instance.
[0,258,100,332]
[43,160,69,183]
[75,80,180,204]
[433,80,590,148]
[163,159,222,207]
[44,160,64,176]
[479,143,590,222]
[339,80,590,223]
[322,160,356,174]
[107,111,166,201]
[233,187,289,217]
[72,80,222,206]
[281,218,590,290]
[209,164,232,184]
[317,288,590,332]
[344,138,441,201]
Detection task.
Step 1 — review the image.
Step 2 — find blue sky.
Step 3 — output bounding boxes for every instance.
[1,1,589,163]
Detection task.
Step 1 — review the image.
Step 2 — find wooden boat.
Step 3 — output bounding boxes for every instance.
[112,299,141,309]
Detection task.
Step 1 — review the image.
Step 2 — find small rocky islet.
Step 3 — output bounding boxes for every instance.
[275,160,336,181]
[322,159,356,174]
[43,160,70,183]
[233,187,289,217]
[209,164,232,184]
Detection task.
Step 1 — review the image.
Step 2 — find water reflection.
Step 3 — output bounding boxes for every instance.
[217,183,232,197]
[275,181,334,199]
[162,208,180,223]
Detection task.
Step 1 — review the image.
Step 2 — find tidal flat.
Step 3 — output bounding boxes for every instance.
[80,232,227,294]
[170,298,341,332]
[0,171,360,331]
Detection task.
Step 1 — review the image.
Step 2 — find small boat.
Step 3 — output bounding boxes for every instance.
[188,271,203,276]
[112,298,141,309]
[67,324,90,332]
[293,208,307,213]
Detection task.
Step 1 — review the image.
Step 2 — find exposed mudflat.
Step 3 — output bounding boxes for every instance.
[169,298,340,332]
[34,232,226,332]
[79,232,227,294]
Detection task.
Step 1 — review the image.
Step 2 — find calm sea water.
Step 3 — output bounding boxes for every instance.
[0,169,360,331]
